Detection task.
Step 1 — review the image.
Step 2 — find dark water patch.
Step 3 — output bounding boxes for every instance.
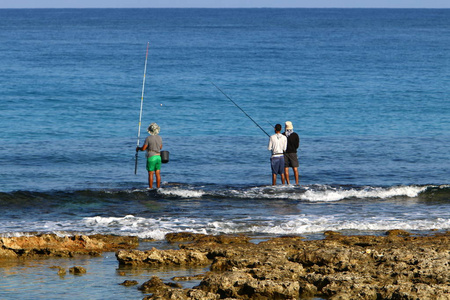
[419,185,450,203]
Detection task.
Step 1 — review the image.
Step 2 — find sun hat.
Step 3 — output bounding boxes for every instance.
[147,123,160,135]
[285,121,293,130]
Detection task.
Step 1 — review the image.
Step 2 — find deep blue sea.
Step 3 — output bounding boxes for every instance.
[0,8,449,299]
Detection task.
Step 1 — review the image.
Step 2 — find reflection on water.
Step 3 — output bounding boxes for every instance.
[0,252,208,299]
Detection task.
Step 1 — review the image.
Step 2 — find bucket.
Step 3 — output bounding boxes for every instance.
[160,151,169,163]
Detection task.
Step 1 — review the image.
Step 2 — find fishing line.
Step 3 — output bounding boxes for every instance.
[135,42,149,175]
[211,82,270,137]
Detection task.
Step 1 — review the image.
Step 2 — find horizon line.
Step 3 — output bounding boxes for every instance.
[1,6,449,9]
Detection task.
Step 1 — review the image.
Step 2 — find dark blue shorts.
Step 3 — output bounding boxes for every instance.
[271,156,285,175]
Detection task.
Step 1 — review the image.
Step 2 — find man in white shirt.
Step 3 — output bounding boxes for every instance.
[268,124,287,185]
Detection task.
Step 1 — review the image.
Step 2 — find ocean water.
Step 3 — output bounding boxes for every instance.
[0,8,449,299]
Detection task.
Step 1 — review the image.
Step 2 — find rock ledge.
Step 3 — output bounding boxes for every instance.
[122,231,450,300]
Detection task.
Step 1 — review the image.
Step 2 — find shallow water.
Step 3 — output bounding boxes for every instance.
[0,251,207,299]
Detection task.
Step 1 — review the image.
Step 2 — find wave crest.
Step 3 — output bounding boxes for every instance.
[0,184,447,204]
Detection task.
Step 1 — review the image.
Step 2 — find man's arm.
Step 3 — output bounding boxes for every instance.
[268,136,273,151]
[136,144,148,151]
[294,133,300,149]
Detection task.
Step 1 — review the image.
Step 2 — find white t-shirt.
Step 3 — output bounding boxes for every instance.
[268,133,287,157]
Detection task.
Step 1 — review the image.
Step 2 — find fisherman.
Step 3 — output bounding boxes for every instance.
[268,124,287,185]
[283,121,300,185]
[136,123,163,189]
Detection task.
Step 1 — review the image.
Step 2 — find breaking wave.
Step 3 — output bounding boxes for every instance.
[0,184,448,204]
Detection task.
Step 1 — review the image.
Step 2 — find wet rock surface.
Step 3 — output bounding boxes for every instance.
[1,232,449,299]
[0,234,138,259]
[127,231,450,300]
[116,247,211,266]
[120,280,139,286]
[69,266,87,275]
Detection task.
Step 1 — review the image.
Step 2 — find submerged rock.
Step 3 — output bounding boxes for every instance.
[119,280,139,286]
[69,266,86,275]
[49,266,66,276]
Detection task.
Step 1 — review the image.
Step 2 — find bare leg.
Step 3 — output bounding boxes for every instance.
[272,173,277,185]
[148,171,154,189]
[281,173,286,185]
[293,167,299,185]
[155,169,161,188]
[284,167,290,185]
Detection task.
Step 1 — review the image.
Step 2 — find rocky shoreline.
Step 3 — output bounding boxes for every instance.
[1,231,449,299]
[0,234,138,259]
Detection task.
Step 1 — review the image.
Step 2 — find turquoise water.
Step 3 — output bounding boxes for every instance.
[0,8,449,299]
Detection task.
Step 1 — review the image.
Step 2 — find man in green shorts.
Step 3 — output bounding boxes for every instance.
[136,123,163,189]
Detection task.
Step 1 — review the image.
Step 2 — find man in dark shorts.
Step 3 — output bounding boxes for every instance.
[283,121,300,185]
[268,124,287,185]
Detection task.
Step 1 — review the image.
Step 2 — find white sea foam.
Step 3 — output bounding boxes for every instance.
[1,212,449,239]
[199,215,450,237]
[259,217,450,236]
[299,185,429,202]
[78,211,450,240]
[83,215,167,239]
[228,185,430,202]
[158,187,205,198]
[82,215,213,239]
[0,232,36,238]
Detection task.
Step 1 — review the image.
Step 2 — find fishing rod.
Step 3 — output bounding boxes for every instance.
[210,82,270,137]
[135,42,150,175]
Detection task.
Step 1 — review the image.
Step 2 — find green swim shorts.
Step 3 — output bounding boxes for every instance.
[146,155,162,172]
